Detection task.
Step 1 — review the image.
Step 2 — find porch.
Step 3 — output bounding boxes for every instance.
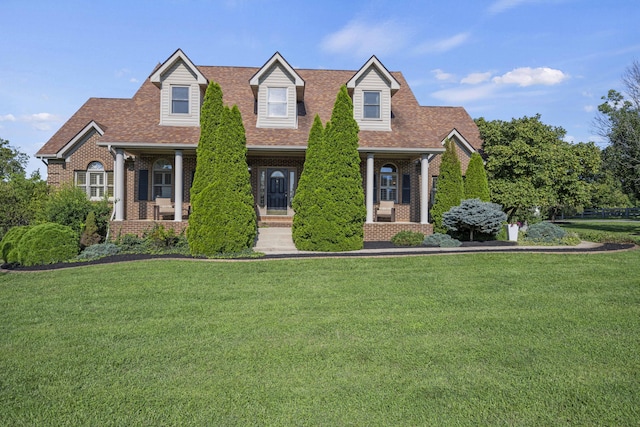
[109,219,432,242]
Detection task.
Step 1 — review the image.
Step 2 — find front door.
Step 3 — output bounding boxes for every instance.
[267,169,287,214]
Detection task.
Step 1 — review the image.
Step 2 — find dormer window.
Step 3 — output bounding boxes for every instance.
[268,87,288,117]
[171,86,190,114]
[363,91,381,119]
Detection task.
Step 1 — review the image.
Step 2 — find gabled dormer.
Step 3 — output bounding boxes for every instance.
[250,52,305,129]
[150,49,208,127]
[347,56,400,131]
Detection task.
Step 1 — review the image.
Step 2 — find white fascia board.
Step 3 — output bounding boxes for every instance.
[443,128,476,154]
[149,48,208,86]
[56,121,105,159]
[347,55,401,93]
[359,147,445,155]
[97,141,199,150]
[249,52,305,88]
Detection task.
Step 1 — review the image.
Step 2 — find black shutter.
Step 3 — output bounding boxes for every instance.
[373,173,378,203]
[138,169,149,201]
[402,174,411,204]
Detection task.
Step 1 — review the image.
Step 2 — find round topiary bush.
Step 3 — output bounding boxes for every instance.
[0,225,32,264]
[525,222,567,243]
[17,223,79,266]
[423,232,462,248]
[391,231,425,247]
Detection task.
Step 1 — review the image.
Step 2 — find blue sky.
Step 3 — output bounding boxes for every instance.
[1,0,638,176]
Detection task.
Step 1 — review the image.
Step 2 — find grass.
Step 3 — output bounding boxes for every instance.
[558,219,640,244]
[1,252,639,425]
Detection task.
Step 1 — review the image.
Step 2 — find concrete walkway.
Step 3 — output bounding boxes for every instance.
[253,227,607,256]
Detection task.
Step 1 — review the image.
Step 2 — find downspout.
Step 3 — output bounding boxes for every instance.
[105,145,117,241]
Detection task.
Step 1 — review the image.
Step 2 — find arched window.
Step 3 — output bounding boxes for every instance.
[153,159,173,199]
[380,164,397,202]
[74,161,113,200]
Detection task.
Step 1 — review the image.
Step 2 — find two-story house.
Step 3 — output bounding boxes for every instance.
[36,49,482,241]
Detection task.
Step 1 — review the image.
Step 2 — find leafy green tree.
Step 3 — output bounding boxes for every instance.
[191,82,224,198]
[464,152,490,201]
[477,114,599,221]
[595,60,640,200]
[0,138,28,180]
[292,85,365,251]
[0,171,48,240]
[0,139,49,240]
[292,115,324,249]
[430,139,464,232]
[188,105,256,255]
[442,198,507,241]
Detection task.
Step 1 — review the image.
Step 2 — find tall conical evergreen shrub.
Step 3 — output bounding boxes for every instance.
[191,82,224,198]
[188,100,256,255]
[430,139,464,233]
[464,152,490,201]
[303,85,366,251]
[292,115,324,249]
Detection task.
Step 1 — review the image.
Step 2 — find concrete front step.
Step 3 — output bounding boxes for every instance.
[254,227,298,254]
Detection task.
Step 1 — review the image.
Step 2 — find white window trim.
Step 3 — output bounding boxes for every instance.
[363,90,381,121]
[75,162,114,201]
[171,85,190,115]
[267,87,288,118]
[153,159,173,200]
[380,163,398,203]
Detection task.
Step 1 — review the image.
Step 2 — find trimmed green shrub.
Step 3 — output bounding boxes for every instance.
[191,81,224,198]
[42,183,92,235]
[17,223,78,266]
[115,233,145,253]
[423,233,462,247]
[188,104,256,256]
[431,139,464,233]
[0,225,32,263]
[292,86,365,251]
[391,231,425,247]
[77,243,120,260]
[292,115,324,249]
[442,199,507,241]
[525,222,567,243]
[464,152,490,201]
[79,211,101,249]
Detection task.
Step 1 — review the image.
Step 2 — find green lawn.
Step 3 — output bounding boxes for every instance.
[559,219,640,244]
[1,252,639,425]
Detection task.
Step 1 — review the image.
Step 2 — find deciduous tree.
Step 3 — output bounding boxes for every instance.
[595,60,640,200]
[477,114,598,221]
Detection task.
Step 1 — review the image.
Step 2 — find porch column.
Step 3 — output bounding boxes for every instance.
[420,154,429,224]
[174,150,183,222]
[366,153,374,223]
[114,148,125,221]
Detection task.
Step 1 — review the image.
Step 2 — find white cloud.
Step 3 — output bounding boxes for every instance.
[0,114,17,122]
[130,77,139,83]
[461,72,492,85]
[583,105,595,113]
[0,112,59,129]
[492,67,568,87]
[431,84,496,104]
[414,32,470,55]
[488,0,530,14]
[432,69,456,82]
[320,20,410,57]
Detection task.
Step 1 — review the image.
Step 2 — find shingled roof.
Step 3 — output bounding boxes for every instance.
[37,60,482,157]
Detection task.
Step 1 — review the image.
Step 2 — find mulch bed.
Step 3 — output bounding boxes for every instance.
[1,242,635,272]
